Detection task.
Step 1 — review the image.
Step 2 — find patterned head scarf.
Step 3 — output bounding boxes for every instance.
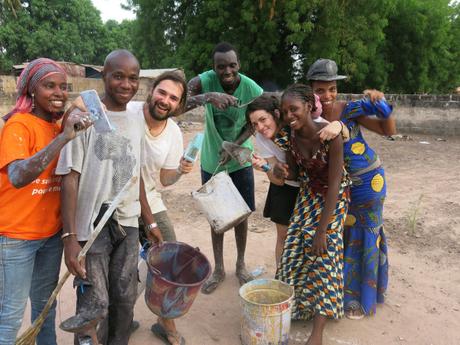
[3,58,67,121]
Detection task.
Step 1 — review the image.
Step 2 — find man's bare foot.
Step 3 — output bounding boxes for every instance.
[236,263,253,286]
[158,318,185,345]
[151,319,185,345]
[201,270,225,294]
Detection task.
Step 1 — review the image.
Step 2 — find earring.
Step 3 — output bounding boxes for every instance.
[32,93,35,110]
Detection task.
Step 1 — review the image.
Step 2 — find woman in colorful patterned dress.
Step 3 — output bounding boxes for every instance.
[274,84,350,345]
[246,94,342,268]
[307,58,396,319]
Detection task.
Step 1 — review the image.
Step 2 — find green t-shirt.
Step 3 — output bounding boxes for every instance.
[199,70,263,174]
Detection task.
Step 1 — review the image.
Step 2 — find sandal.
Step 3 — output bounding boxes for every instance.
[151,322,186,345]
[201,272,225,294]
[345,300,365,320]
[236,269,253,286]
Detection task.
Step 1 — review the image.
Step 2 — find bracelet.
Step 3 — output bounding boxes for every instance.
[147,223,158,231]
[338,120,344,133]
[61,232,77,240]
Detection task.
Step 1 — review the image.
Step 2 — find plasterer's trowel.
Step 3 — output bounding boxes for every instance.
[73,89,115,133]
[59,308,105,345]
[221,141,270,172]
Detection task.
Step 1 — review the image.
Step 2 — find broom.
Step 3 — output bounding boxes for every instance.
[15,176,137,345]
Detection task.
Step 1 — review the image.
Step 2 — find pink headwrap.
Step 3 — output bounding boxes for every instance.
[3,58,66,121]
[311,94,322,118]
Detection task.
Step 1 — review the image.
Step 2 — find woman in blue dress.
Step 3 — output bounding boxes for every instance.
[307,59,396,319]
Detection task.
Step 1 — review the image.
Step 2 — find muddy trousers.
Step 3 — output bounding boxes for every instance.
[75,224,138,345]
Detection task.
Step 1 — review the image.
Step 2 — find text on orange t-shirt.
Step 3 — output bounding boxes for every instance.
[0,113,62,240]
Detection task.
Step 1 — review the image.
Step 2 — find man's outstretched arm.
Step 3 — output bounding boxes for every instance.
[185,76,238,112]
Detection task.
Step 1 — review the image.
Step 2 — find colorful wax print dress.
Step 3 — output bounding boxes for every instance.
[341,98,392,315]
[275,128,350,320]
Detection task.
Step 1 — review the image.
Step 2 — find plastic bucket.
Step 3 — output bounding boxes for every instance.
[192,171,252,234]
[145,242,211,319]
[239,279,294,345]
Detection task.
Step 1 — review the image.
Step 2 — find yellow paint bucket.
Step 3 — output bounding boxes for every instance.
[239,279,294,345]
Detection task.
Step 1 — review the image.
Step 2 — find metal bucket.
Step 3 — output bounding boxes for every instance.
[239,279,294,345]
[192,171,252,234]
[145,242,211,319]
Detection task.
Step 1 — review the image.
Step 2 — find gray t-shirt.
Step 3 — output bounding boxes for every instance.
[56,105,145,241]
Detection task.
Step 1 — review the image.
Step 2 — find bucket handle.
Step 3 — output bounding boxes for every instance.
[146,245,201,278]
[149,266,162,276]
[173,254,200,280]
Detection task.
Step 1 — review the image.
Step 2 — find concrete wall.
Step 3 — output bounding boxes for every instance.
[339,93,460,136]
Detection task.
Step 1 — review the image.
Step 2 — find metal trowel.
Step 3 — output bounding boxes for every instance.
[221,141,270,172]
[59,308,105,345]
[73,89,115,133]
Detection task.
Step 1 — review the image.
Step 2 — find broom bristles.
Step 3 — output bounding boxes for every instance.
[15,271,71,344]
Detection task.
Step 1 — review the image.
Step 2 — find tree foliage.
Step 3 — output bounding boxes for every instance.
[449,2,460,90]
[0,0,21,17]
[1,0,458,93]
[384,0,455,93]
[129,0,459,93]
[103,19,135,53]
[298,0,395,93]
[0,0,135,73]
[129,0,322,89]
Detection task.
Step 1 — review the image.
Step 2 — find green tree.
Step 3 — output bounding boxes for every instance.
[0,0,109,73]
[0,0,21,16]
[447,2,460,91]
[103,19,135,53]
[127,0,176,70]
[384,0,454,93]
[129,0,459,93]
[298,0,395,93]
[129,0,321,89]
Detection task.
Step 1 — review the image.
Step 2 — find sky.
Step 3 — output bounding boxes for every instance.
[92,0,136,23]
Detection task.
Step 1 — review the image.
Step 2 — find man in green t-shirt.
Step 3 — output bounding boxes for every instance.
[187,42,263,294]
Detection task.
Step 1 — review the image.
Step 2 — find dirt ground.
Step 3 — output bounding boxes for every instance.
[20,124,460,345]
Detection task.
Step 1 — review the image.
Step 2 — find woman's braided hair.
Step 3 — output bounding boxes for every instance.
[281,83,317,118]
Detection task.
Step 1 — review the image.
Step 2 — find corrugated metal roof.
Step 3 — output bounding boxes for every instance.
[12,62,183,79]
[13,61,85,77]
[139,68,183,78]
[80,64,103,72]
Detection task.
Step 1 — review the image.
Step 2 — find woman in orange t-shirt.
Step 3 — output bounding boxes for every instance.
[0,58,90,345]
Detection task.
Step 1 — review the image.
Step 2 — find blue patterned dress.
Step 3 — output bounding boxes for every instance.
[341,98,392,315]
[275,129,350,320]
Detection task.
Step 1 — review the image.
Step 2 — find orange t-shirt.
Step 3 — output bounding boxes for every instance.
[0,113,62,240]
